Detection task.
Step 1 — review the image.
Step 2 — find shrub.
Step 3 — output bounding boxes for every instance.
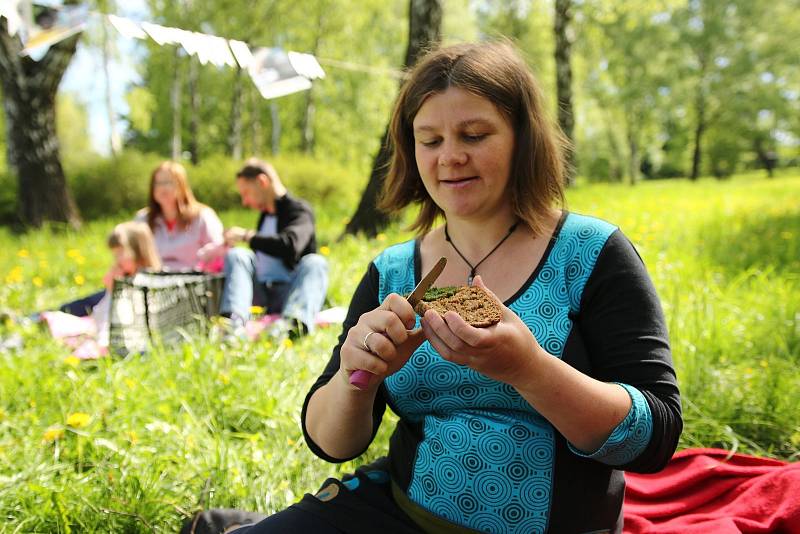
[66,151,162,219]
[61,151,365,222]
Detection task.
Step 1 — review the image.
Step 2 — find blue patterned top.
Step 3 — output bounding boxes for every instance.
[372,213,654,533]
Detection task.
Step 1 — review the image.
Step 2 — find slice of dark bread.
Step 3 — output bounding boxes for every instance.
[413,286,501,327]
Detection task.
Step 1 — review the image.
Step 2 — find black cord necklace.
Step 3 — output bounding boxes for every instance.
[445,220,520,285]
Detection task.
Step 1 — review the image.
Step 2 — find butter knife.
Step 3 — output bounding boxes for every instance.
[349,256,447,389]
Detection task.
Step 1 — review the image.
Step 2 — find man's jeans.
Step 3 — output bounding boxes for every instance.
[220,248,329,332]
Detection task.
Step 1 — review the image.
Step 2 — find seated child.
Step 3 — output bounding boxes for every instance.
[91,221,162,346]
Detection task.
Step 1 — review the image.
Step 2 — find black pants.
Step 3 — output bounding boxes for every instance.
[59,289,105,316]
[231,459,422,534]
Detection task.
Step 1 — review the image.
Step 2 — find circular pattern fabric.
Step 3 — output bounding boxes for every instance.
[377,214,618,532]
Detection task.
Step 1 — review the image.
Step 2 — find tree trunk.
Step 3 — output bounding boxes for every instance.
[344,0,442,237]
[0,19,81,229]
[753,138,776,178]
[171,49,182,161]
[270,101,281,155]
[690,50,708,181]
[228,65,243,160]
[249,84,261,155]
[300,89,316,154]
[188,56,199,165]
[554,0,576,184]
[101,14,121,156]
[301,19,323,154]
[690,89,705,181]
[627,132,640,185]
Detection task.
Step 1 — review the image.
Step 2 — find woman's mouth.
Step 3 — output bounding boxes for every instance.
[441,176,479,188]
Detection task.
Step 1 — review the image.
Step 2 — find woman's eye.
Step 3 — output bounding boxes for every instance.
[419,139,441,147]
[464,133,487,142]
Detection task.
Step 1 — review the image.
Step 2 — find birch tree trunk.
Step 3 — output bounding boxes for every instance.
[171,49,182,161]
[188,56,199,165]
[228,65,243,160]
[101,14,121,156]
[0,19,81,228]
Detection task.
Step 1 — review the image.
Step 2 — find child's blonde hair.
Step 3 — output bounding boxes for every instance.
[107,221,162,271]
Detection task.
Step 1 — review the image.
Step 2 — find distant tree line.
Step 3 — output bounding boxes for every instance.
[1,0,799,229]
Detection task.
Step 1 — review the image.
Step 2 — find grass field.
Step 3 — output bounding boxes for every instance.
[1,172,798,531]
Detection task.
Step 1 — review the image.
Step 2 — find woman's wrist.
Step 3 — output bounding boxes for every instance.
[506,341,550,394]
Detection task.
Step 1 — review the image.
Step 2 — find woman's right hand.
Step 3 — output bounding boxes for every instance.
[340,293,426,390]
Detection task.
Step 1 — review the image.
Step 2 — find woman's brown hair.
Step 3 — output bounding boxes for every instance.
[107,221,162,271]
[379,41,568,236]
[146,161,204,231]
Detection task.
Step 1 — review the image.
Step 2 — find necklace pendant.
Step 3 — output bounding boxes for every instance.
[467,274,474,286]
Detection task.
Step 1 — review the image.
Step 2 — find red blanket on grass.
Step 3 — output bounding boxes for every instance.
[624,448,800,533]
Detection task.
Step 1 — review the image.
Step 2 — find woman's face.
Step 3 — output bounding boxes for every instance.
[412,87,515,222]
[111,246,138,276]
[152,169,178,212]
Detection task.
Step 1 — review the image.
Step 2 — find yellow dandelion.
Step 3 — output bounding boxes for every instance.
[63,356,80,368]
[319,245,331,256]
[5,266,23,284]
[66,412,91,428]
[759,359,769,368]
[124,378,136,390]
[287,437,296,446]
[43,427,65,442]
[32,276,43,288]
[218,372,231,385]
[17,249,29,258]
[74,274,85,286]
[127,431,138,444]
[67,249,80,259]
[376,233,387,242]
[282,338,293,349]
[250,305,265,315]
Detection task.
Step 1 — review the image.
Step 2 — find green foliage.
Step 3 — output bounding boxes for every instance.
[66,151,163,220]
[60,151,365,223]
[1,173,799,531]
[57,93,94,168]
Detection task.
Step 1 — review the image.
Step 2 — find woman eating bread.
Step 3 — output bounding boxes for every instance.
[192,41,683,534]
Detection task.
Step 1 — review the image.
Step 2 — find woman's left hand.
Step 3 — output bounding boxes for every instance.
[420,275,544,387]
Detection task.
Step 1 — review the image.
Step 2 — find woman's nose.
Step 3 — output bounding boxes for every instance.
[438,144,467,167]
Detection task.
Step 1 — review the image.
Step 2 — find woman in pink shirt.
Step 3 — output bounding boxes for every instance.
[59,162,225,317]
[135,161,225,272]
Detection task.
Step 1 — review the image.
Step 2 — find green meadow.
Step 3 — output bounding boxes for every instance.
[1,172,798,531]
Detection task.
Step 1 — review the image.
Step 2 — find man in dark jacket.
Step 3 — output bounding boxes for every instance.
[221,158,328,336]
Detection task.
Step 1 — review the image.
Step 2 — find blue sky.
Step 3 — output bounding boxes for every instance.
[60,0,148,155]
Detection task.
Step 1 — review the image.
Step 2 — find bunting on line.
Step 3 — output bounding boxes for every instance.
[2,2,410,99]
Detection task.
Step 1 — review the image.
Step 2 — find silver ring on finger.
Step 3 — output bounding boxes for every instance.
[362,331,378,353]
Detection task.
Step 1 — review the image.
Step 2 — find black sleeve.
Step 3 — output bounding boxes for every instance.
[249,202,315,265]
[577,229,683,473]
[300,262,389,463]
